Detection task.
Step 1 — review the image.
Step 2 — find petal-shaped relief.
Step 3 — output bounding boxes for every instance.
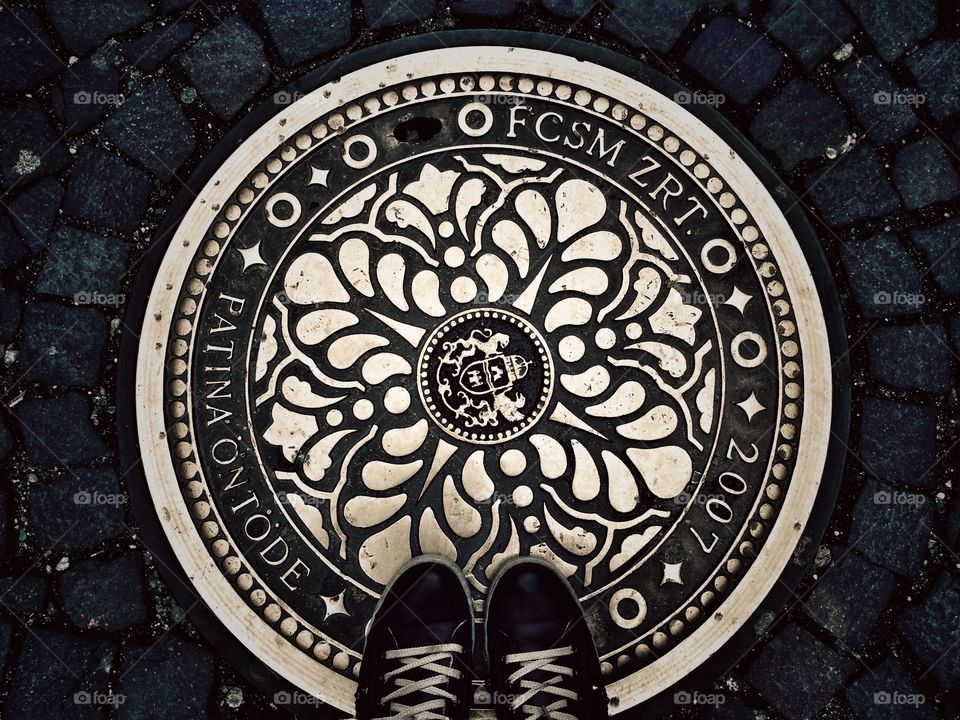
[281,376,345,409]
[635,210,679,261]
[529,434,567,479]
[697,368,716,434]
[263,404,318,462]
[491,219,530,278]
[361,352,412,385]
[462,450,495,502]
[359,515,412,584]
[362,459,423,491]
[255,315,277,382]
[555,178,605,243]
[411,270,446,317]
[625,341,687,378]
[476,253,509,302]
[627,446,693,499]
[283,253,350,305]
[487,519,520,579]
[615,267,661,321]
[381,419,429,458]
[530,543,577,577]
[455,178,487,239]
[561,231,623,262]
[609,526,662,573]
[586,381,646,418]
[303,429,354,482]
[560,365,610,398]
[327,334,390,370]
[403,164,460,215]
[617,405,678,441]
[649,288,702,346]
[442,475,482,538]
[602,450,640,513]
[548,267,609,296]
[286,494,329,549]
[483,153,547,173]
[295,309,359,345]
[322,182,377,224]
[339,237,374,297]
[544,297,593,332]
[570,439,601,501]
[514,188,551,249]
[418,507,457,561]
[544,508,597,556]
[385,200,436,248]
[376,253,409,312]
[344,494,407,528]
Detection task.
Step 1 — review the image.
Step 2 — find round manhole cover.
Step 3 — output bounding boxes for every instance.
[123,37,846,715]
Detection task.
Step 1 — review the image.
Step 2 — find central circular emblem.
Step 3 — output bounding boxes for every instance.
[419,309,553,443]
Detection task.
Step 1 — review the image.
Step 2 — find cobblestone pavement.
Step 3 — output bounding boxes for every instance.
[0,1,958,718]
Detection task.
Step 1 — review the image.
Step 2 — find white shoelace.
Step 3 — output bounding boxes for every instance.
[503,646,579,720]
[374,642,464,720]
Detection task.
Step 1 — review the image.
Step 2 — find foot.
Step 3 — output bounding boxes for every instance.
[356,556,475,720]
[486,558,607,720]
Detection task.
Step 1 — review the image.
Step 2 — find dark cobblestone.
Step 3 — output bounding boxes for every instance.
[104,79,195,180]
[51,50,122,135]
[0,214,29,269]
[845,0,936,63]
[43,0,153,55]
[0,619,11,674]
[116,636,216,720]
[121,21,195,73]
[845,657,937,720]
[893,137,960,209]
[806,549,898,647]
[451,0,516,17]
[160,0,195,14]
[0,574,51,615]
[805,145,900,224]
[36,226,130,302]
[867,323,953,393]
[0,103,70,188]
[849,478,933,576]
[603,0,700,53]
[859,397,940,488]
[897,572,960,687]
[840,233,923,317]
[746,623,857,720]
[27,467,128,552]
[18,302,108,387]
[363,0,437,27]
[763,0,854,69]
[751,80,851,170]
[6,176,64,254]
[61,553,148,631]
[62,149,151,235]
[834,56,920,146]
[684,17,783,105]
[260,0,351,65]
[907,40,960,122]
[14,393,109,467]
[911,219,960,296]
[0,7,62,94]
[0,287,21,343]
[541,0,594,20]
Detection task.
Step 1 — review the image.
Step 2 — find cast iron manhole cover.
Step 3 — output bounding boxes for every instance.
[125,38,846,715]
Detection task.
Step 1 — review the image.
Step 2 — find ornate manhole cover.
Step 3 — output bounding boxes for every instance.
[127,40,844,715]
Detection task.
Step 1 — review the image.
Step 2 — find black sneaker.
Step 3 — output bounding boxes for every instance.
[356,556,475,720]
[486,558,608,720]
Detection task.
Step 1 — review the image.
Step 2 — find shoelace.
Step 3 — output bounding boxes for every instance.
[374,642,464,720]
[503,646,579,720]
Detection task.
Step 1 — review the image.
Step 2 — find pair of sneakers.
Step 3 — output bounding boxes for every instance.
[356,556,608,720]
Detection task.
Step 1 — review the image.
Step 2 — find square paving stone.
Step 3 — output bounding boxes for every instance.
[43,0,153,55]
[840,234,923,317]
[261,0,351,64]
[62,149,151,234]
[0,574,51,615]
[805,549,898,648]
[6,176,64,253]
[897,572,960,688]
[845,0,936,63]
[867,323,953,393]
[911,219,960,296]
[180,16,271,118]
[859,398,940,488]
[0,103,70,188]
[845,657,936,720]
[61,553,148,631]
[15,393,109,467]
[0,287,21,342]
[892,137,960,209]
[750,80,850,171]
[104,79,196,181]
[120,21,195,72]
[0,7,62,93]
[37,227,130,303]
[116,636,216,720]
[907,40,960,122]
[603,0,700,53]
[50,50,122,135]
[849,478,933,577]
[3,629,116,720]
[19,302,108,387]
[684,17,783,105]
[763,0,854,69]
[0,214,29,268]
[834,56,919,146]
[746,623,856,720]
[805,145,900,225]
[28,467,128,552]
